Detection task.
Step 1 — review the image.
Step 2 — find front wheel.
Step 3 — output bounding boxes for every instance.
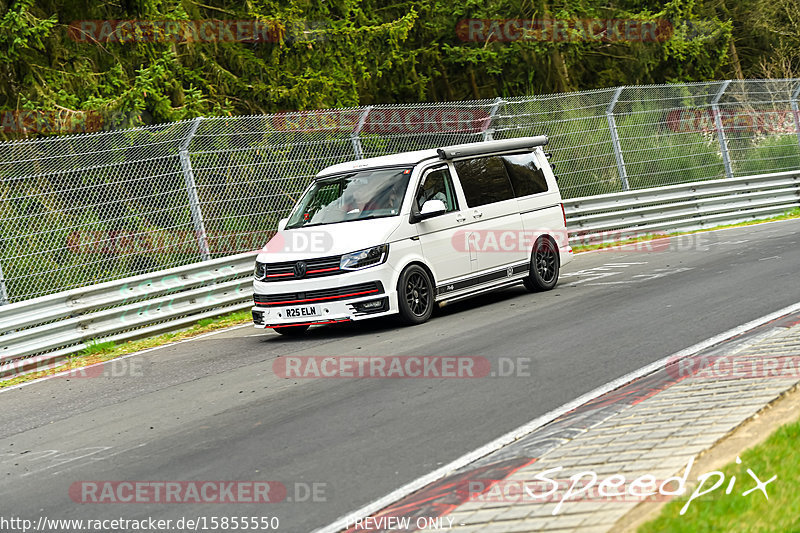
[397,265,435,325]
[523,236,560,292]
[273,325,310,336]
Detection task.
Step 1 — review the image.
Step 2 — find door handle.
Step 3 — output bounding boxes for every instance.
[472,211,483,219]
[456,215,466,222]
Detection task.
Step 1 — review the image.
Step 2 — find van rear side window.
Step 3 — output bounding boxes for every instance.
[502,153,548,196]
[454,152,548,207]
[453,156,515,207]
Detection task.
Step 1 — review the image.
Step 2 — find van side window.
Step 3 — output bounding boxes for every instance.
[453,156,515,207]
[502,153,548,196]
[416,167,458,212]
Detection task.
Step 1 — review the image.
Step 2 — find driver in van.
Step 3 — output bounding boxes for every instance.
[417,174,448,209]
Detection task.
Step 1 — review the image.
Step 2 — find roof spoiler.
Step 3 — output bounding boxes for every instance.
[437,135,548,160]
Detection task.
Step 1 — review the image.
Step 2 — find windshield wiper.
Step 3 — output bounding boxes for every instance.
[285,214,392,230]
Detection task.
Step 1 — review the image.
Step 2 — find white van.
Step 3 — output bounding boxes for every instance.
[252,136,573,335]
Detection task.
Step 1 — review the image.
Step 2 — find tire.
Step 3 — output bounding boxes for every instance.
[273,325,310,336]
[523,236,560,292]
[397,264,435,325]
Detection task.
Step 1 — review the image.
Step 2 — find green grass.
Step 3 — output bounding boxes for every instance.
[638,413,800,533]
[81,339,116,355]
[571,207,800,253]
[0,309,251,389]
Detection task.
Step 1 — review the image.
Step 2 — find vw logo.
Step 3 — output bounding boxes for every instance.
[507,266,514,278]
[293,261,308,278]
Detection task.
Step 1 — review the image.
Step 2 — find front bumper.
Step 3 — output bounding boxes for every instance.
[251,267,399,329]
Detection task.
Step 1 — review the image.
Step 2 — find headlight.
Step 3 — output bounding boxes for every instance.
[340,244,389,270]
[254,261,267,281]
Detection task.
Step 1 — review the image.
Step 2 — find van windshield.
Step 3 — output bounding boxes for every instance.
[285,168,412,229]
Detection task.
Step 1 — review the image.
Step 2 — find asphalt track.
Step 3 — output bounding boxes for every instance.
[1,219,799,533]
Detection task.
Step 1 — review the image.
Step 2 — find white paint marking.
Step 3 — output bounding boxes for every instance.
[562,262,649,286]
[20,442,149,478]
[709,240,750,247]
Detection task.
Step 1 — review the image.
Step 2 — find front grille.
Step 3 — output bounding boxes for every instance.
[253,281,384,307]
[257,255,342,282]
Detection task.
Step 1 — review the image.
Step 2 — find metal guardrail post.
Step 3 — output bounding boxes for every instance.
[606,86,629,191]
[483,97,506,141]
[0,261,8,305]
[712,80,734,180]
[180,117,211,261]
[792,83,800,154]
[351,106,372,159]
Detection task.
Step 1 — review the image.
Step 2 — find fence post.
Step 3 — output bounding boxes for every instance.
[351,106,372,159]
[180,117,211,261]
[792,83,800,154]
[483,97,505,141]
[0,261,8,305]
[712,80,733,179]
[606,86,629,191]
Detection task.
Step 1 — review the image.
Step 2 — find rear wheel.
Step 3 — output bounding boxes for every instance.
[273,325,310,336]
[397,265,435,325]
[523,236,560,292]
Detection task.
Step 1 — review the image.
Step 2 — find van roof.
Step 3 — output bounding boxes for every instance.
[316,149,439,178]
[315,136,549,179]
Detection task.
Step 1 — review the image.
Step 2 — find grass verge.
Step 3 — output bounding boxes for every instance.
[637,412,800,533]
[0,309,251,389]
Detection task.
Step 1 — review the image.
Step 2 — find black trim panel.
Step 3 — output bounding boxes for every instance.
[518,203,560,215]
[254,281,384,307]
[256,255,342,282]
[436,263,529,297]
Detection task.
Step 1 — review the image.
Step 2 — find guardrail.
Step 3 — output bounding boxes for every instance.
[0,253,255,379]
[564,170,800,245]
[1,171,798,380]
[4,79,800,306]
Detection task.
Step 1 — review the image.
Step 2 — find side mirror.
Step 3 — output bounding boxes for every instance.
[277,218,288,231]
[415,199,447,221]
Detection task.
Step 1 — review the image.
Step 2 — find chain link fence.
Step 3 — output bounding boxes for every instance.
[1,79,800,304]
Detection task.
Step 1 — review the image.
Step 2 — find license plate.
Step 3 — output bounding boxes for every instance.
[282,305,322,319]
